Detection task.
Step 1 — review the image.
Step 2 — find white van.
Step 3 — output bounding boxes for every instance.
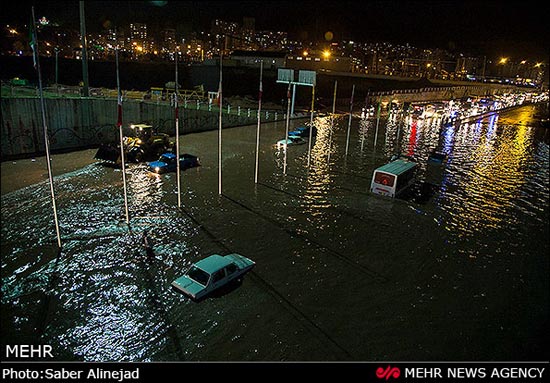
[370,158,418,197]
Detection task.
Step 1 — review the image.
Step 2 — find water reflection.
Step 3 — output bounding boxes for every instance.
[358,118,370,152]
[371,107,547,242]
[438,119,538,238]
[301,117,334,222]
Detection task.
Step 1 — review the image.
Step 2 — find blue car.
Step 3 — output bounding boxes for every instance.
[171,253,255,300]
[289,125,317,138]
[148,152,200,174]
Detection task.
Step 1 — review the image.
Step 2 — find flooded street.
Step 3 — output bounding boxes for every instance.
[1,104,548,361]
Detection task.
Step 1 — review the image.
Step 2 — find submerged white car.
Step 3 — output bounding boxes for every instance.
[276,136,306,149]
[171,253,255,300]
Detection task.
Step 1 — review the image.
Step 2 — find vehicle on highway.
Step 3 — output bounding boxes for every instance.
[95,123,174,164]
[370,156,418,198]
[147,153,200,174]
[427,151,447,165]
[289,125,317,138]
[171,254,255,300]
[276,136,306,149]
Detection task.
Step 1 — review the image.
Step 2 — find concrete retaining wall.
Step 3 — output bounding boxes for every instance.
[1,97,276,159]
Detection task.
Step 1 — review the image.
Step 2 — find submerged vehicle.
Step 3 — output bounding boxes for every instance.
[276,136,306,149]
[95,123,174,164]
[427,151,447,165]
[289,125,317,138]
[147,153,200,174]
[370,156,418,198]
[172,254,255,301]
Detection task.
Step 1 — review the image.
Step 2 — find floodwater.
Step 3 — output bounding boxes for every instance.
[1,104,548,361]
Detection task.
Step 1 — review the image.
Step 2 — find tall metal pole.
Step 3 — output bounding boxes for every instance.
[395,100,406,156]
[361,93,369,153]
[175,47,181,207]
[218,52,223,195]
[373,94,382,148]
[327,80,337,164]
[31,6,62,249]
[116,45,129,226]
[254,61,263,184]
[306,85,315,168]
[283,82,291,175]
[345,84,355,156]
[290,83,297,117]
[79,1,89,97]
[54,47,59,84]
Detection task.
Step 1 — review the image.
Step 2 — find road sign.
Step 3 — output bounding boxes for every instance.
[298,70,316,86]
[277,68,294,83]
[277,69,316,87]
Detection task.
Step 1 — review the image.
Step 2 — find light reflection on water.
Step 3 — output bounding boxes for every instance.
[302,117,334,217]
[1,104,548,361]
[435,120,540,238]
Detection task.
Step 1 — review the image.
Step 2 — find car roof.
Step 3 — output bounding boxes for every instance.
[195,254,233,273]
[161,153,176,159]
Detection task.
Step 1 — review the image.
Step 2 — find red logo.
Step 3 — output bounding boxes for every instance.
[376,366,401,380]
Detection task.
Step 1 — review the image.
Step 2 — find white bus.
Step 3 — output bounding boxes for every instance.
[370,158,418,198]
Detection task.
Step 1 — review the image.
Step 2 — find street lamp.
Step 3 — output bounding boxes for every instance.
[54,47,59,85]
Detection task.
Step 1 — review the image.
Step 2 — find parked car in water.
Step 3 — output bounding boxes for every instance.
[147,153,200,174]
[276,136,306,149]
[171,253,255,300]
[289,125,317,138]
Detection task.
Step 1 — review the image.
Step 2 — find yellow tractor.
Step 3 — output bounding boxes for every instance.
[95,124,174,164]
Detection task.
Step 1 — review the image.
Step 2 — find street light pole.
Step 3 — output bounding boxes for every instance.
[345,84,355,156]
[218,52,223,195]
[327,80,337,164]
[115,45,129,226]
[31,6,62,249]
[79,1,89,97]
[175,47,181,207]
[306,84,315,168]
[54,47,59,85]
[283,82,291,175]
[254,60,263,184]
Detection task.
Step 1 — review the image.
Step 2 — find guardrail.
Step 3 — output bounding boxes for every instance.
[1,82,295,121]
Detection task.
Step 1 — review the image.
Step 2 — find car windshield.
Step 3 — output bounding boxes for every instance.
[186,266,210,286]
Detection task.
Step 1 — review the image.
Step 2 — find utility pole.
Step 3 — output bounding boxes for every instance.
[31,6,62,249]
[79,1,89,97]
[175,47,181,207]
[54,47,59,84]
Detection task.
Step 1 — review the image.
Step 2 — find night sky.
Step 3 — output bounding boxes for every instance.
[2,0,548,60]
